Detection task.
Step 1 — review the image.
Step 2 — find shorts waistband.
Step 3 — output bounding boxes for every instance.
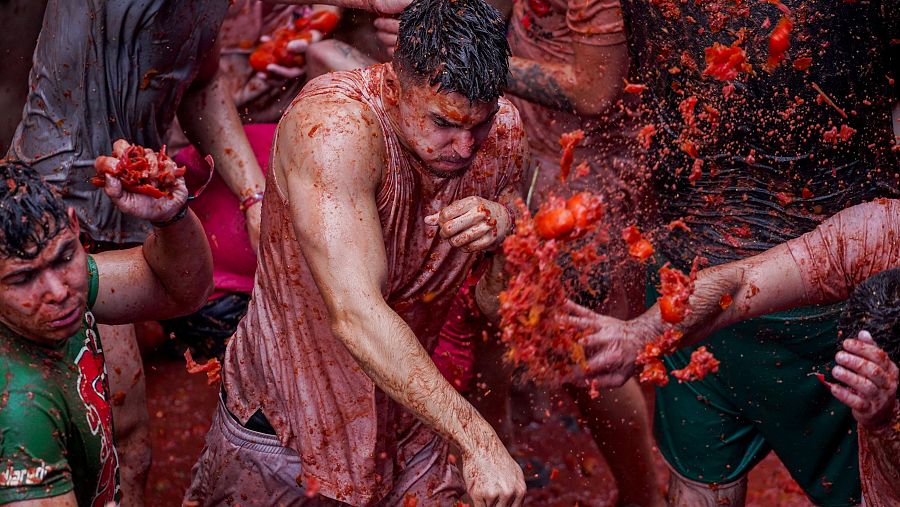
[215,397,295,456]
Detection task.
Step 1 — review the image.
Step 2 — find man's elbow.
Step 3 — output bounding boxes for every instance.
[175,268,215,315]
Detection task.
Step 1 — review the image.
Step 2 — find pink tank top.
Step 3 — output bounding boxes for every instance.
[223,64,525,505]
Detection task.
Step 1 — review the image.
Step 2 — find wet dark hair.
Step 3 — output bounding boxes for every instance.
[395,0,510,102]
[0,160,70,260]
[838,268,900,382]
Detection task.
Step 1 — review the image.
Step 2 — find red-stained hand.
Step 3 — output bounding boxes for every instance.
[462,438,526,507]
[94,147,188,224]
[373,17,399,57]
[561,300,647,387]
[829,330,900,429]
[425,196,513,253]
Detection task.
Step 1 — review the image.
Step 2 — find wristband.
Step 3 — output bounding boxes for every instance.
[501,201,517,236]
[151,202,189,228]
[239,192,265,212]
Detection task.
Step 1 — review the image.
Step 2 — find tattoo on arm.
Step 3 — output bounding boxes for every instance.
[506,59,573,111]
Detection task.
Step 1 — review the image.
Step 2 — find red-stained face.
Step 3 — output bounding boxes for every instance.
[387,69,500,177]
[0,209,89,345]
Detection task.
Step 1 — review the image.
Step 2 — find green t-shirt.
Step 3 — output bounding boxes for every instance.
[0,256,120,506]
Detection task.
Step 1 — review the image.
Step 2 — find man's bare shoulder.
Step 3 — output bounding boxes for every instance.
[274,73,387,191]
[278,74,386,163]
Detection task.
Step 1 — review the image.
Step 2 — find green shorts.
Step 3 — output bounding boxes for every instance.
[648,277,861,506]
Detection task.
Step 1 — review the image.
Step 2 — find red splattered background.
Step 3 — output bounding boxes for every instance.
[144,352,814,506]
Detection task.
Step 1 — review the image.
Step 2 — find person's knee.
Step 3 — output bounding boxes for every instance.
[667,468,747,507]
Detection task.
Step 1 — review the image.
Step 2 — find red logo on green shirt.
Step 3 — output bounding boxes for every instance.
[74,312,119,507]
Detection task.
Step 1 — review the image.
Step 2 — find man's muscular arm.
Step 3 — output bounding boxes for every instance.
[567,200,900,386]
[90,165,214,325]
[506,40,628,116]
[276,98,524,506]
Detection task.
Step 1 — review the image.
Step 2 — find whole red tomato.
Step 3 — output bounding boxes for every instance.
[534,207,576,240]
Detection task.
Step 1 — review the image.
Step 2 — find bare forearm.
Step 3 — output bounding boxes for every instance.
[506,53,624,116]
[631,245,814,348]
[178,74,265,201]
[506,57,576,112]
[334,304,501,456]
[142,211,214,312]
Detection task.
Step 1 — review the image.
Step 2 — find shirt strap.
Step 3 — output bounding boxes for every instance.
[87,255,99,309]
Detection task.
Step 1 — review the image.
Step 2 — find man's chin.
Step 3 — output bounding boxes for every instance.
[425,159,472,178]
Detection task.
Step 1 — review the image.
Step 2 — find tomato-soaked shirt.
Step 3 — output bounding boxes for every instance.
[223,64,526,506]
[619,0,899,271]
[506,0,632,194]
[786,199,900,507]
[0,256,119,506]
[7,0,229,244]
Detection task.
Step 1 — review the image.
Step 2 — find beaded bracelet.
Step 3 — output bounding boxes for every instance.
[239,192,265,212]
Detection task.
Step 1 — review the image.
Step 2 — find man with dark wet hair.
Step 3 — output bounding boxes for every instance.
[0,157,212,506]
[185,0,528,505]
[837,268,900,506]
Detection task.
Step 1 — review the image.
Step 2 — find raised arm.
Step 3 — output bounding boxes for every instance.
[90,161,213,325]
[568,199,900,386]
[275,98,524,506]
[178,45,267,251]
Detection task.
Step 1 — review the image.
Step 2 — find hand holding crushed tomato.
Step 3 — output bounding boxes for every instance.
[829,330,899,429]
[425,196,513,253]
[561,300,648,387]
[94,140,189,224]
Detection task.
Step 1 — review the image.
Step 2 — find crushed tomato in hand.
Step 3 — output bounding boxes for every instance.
[558,130,586,182]
[499,196,608,383]
[92,140,185,199]
[183,350,222,386]
[250,10,341,74]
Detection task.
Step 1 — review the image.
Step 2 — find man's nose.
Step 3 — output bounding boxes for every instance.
[41,273,69,304]
[452,130,475,159]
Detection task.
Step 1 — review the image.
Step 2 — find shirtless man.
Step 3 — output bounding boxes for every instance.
[0,157,212,506]
[185,0,528,505]
[565,199,900,505]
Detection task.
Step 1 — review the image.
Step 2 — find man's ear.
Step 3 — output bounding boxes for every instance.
[66,208,80,236]
[384,63,402,105]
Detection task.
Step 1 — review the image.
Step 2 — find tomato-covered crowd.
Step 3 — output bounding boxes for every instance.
[0,0,896,505]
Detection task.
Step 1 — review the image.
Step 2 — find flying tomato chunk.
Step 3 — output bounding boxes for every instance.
[558,129,585,182]
[765,16,793,70]
[702,41,751,81]
[671,346,720,382]
[534,206,576,240]
[623,225,654,261]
